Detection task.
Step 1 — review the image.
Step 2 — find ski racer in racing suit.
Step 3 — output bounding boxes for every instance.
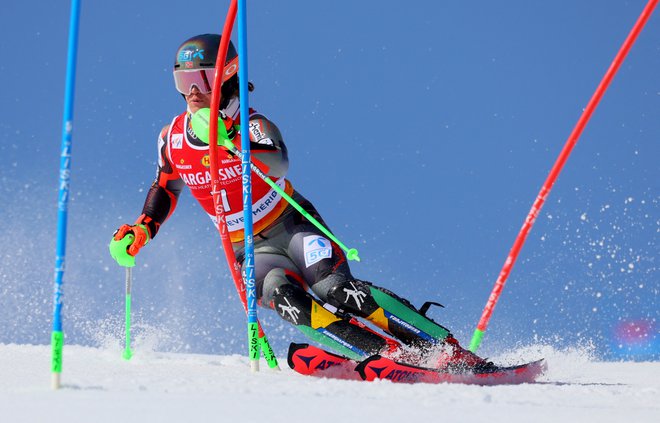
[109,33,492,370]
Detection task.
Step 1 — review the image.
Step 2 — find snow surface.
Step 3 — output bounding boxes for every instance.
[2,343,658,423]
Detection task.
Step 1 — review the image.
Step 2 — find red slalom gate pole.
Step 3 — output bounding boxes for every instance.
[469,0,658,352]
[207,0,279,369]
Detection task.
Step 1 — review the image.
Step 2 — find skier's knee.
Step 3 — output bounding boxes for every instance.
[260,268,291,309]
[271,283,312,326]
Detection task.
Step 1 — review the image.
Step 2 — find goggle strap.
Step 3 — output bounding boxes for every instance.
[222,56,239,82]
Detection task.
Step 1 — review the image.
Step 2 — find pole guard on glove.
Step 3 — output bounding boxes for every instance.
[109,215,154,267]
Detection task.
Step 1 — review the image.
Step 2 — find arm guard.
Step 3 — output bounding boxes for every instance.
[246,113,289,179]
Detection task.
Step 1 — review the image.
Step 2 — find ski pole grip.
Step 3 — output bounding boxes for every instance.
[346,248,360,262]
[109,233,136,268]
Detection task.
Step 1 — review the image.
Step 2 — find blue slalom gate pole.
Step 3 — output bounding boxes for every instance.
[51,0,81,390]
[237,0,259,372]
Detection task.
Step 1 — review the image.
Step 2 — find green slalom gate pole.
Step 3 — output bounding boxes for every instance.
[468,0,659,353]
[51,0,81,390]
[123,267,133,360]
[191,108,361,263]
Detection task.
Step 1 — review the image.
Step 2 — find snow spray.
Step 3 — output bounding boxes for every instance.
[469,0,659,353]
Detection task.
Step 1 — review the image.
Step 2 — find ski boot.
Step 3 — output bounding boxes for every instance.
[272,284,399,360]
[326,279,495,370]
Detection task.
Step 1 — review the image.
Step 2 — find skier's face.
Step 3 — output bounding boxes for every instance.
[185,85,212,113]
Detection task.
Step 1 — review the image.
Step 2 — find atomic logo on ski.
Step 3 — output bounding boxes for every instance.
[289,343,547,385]
[382,369,423,383]
[288,344,361,379]
[315,359,343,371]
[295,354,342,371]
[367,365,387,378]
[296,354,315,369]
[363,360,423,383]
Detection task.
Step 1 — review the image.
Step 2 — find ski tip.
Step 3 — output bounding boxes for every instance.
[357,354,548,385]
[287,342,310,370]
[288,343,363,380]
[522,358,547,379]
[467,357,547,385]
[354,355,383,381]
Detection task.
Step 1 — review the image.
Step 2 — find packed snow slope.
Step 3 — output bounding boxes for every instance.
[2,0,658,362]
[1,343,658,423]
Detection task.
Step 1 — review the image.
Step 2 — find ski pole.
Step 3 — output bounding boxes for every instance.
[468,0,659,353]
[208,0,279,370]
[191,109,361,263]
[51,0,81,390]
[123,267,133,360]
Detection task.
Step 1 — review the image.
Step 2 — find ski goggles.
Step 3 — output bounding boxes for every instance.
[173,56,239,95]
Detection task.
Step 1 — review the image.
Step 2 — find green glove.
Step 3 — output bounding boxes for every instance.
[109,224,150,268]
[191,108,236,147]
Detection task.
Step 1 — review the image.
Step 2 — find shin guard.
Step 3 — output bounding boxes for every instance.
[326,280,452,349]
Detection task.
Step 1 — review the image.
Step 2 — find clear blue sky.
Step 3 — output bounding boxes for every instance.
[1,1,658,359]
